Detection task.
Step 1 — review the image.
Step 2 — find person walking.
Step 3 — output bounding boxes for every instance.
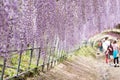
[98,40,103,52]
[106,41,113,64]
[102,37,110,63]
[112,40,119,67]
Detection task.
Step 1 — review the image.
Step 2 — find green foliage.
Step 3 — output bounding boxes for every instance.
[74,46,96,58]
[5,68,16,77]
[3,50,37,78]
[94,42,99,48]
[20,53,30,70]
[1,49,68,79]
[0,57,4,64]
[11,55,18,65]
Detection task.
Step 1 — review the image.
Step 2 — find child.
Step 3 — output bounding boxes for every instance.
[106,42,113,64]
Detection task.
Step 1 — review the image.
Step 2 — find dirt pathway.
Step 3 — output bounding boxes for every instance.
[95,53,120,80]
[27,54,120,80]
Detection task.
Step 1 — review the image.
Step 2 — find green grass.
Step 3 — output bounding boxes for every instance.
[0,50,39,79]
[0,49,68,79]
[74,46,97,58]
[66,45,97,62]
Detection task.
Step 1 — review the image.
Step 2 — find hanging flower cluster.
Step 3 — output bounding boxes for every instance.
[0,0,120,56]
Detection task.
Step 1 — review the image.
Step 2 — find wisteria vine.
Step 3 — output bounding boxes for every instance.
[0,0,119,56]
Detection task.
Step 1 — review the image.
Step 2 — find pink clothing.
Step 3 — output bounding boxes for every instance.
[112,44,119,50]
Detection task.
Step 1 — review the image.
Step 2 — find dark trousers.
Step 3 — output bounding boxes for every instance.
[114,57,119,64]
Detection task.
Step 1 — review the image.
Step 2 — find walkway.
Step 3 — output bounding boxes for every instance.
[27,53,120,80]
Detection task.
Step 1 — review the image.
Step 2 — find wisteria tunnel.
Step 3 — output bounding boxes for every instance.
[0,0,120,80]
